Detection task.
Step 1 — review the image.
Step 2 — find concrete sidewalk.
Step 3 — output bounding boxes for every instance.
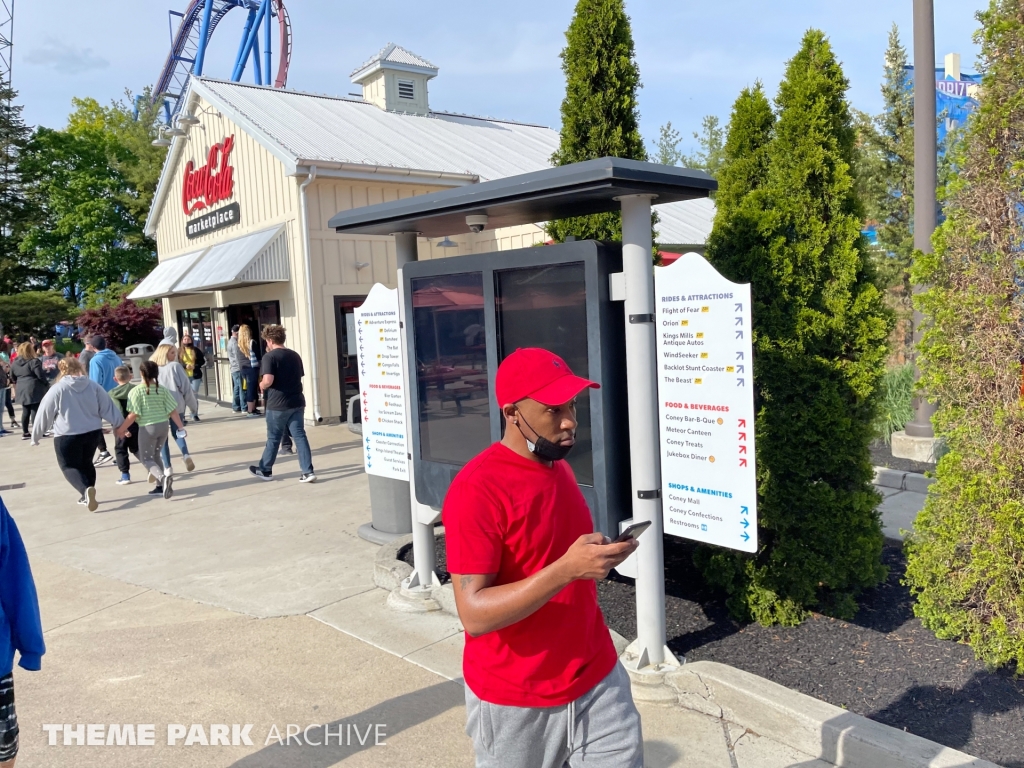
[873,467,933,541]
[0,405,921,767]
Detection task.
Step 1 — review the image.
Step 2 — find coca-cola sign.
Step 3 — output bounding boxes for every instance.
[182,135,236,216]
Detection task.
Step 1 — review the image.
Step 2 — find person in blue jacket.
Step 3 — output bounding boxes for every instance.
[0,496,45,766]
[86,335,121,467]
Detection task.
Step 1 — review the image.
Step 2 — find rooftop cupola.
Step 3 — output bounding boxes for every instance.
[350,43,438,116]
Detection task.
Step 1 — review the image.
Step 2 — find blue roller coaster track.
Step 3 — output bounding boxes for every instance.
[154,0,291,123]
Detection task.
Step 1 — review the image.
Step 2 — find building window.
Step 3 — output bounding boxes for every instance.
[397,79,415,100]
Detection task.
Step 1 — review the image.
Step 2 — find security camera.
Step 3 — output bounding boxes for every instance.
[466,214,488,233]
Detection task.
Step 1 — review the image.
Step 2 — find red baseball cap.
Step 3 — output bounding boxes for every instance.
[495,348,599,407]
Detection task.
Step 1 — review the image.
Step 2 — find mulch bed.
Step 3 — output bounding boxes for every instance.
[870,439,936,476]
[404,535,1024,767]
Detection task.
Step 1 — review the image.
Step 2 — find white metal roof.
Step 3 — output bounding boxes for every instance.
[654,196,716,247]
[195,78,558,182]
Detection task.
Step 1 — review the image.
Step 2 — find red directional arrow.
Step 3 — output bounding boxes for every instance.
[739,445,748,454]
[739,458,748,467]
[738,418,747,428]
[738,432,747,441]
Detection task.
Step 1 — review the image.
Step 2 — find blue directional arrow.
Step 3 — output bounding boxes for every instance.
[741,518,750,529]
[740,506,749,514]
[736,351,745,360]
[737,378,745,387]
[735,316,743,326]
[735,330,744,339]
[735,303,743,312]
[741,531,750,542]
[737,364,745,373]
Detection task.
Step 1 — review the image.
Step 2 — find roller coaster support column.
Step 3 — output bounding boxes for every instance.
[233,8,257,80]
[263,0,272,87]
[252,37,262,84]
[192,0,215,76]
[232,0,270,82]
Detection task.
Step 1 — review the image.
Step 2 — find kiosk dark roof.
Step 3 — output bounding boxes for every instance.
[328,156,716,237]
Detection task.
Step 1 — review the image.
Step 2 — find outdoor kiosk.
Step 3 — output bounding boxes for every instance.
[330,157,716,671]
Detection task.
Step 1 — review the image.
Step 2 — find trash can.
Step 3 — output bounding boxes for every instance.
[124,343,155,383]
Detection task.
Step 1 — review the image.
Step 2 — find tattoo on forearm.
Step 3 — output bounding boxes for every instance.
[459,575,474,591]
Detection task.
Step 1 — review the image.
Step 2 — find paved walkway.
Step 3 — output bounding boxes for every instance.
[0,404,910,767]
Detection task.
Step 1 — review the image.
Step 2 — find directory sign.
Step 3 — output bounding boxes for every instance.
[354,283,409,480]
[654,253,757,553]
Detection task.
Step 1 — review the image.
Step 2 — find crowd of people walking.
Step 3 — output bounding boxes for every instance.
[0,323,315,512]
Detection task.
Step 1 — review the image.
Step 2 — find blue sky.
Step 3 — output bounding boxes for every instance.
[17,1,985,156]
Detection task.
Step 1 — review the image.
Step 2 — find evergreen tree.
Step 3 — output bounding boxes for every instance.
[701,31,891,626]
[0,85,42,293]
[904,0,1024,671]
[854,24,916,360]
[548,0,647,243]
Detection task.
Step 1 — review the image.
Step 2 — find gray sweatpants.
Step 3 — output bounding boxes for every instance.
[464,661,643,768]
[138,423,169,483]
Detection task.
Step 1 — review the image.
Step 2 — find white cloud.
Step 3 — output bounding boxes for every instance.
[25,38,109,74]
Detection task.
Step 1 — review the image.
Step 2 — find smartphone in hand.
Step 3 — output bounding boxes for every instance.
[613,520,652,543]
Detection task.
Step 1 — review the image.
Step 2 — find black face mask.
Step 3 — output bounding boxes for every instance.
[515,410,574,462]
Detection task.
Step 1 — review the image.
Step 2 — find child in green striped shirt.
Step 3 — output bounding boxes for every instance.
[116,361,185,500]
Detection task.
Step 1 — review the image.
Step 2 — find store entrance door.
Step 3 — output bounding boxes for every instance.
[176,308,218,399]
[227,301,281,362]
[334,297,362,422]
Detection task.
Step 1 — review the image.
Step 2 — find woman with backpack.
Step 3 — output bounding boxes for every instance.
[115,361,186,500]
[10,343,49,440]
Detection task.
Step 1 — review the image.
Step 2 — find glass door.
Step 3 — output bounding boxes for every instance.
[177,308,217,399]
[334,297,363,422]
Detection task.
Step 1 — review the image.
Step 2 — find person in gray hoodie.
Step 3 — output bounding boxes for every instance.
[150,344,198,474]
[31,357,124,512]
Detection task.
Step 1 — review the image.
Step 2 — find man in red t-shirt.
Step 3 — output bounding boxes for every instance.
[444,347,642,768]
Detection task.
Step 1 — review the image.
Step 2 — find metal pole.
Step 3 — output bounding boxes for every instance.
[619,194,669,670]
[192,0,215,77]
[395,232,438,591]
[251,37,262,85]
[263,0,272,87]
[906,0,938,438]
[231,0,270,82]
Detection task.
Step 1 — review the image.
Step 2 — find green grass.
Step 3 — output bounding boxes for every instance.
[874,363,916,444]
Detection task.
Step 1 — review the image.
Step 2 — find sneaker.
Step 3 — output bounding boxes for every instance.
[192,414,201,422]
[21,433,30,440]
[232,408,242,413]
[281,444,294,455]
[183,455,195,472]
[299,473,317,484]
[76,496,88,506]
[85,487,98,512]
[249,466,273,481]
[94,452,114,466]
[149,484,163,495]
[9,419,16,429]
[117,473,131,486]
[163,475,174,500]
[0,428,8,436]
[245,411,260,418]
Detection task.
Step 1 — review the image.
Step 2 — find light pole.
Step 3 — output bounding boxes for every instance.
[904,0,938,442]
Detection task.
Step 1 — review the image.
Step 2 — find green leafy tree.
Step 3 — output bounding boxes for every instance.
[17,91,165,305]
[0,85,44,293]
[680,115,726,182]
[652,121,683,166]
[699,31,892,626]
[854,24,916,361]
[548,0,647,243]
[904,0,1024,671]
[0,290,75,338]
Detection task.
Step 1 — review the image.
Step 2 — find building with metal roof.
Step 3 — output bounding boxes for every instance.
[138,44,715,424]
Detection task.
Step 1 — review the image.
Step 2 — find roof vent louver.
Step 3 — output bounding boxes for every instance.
[397,79,415,100]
